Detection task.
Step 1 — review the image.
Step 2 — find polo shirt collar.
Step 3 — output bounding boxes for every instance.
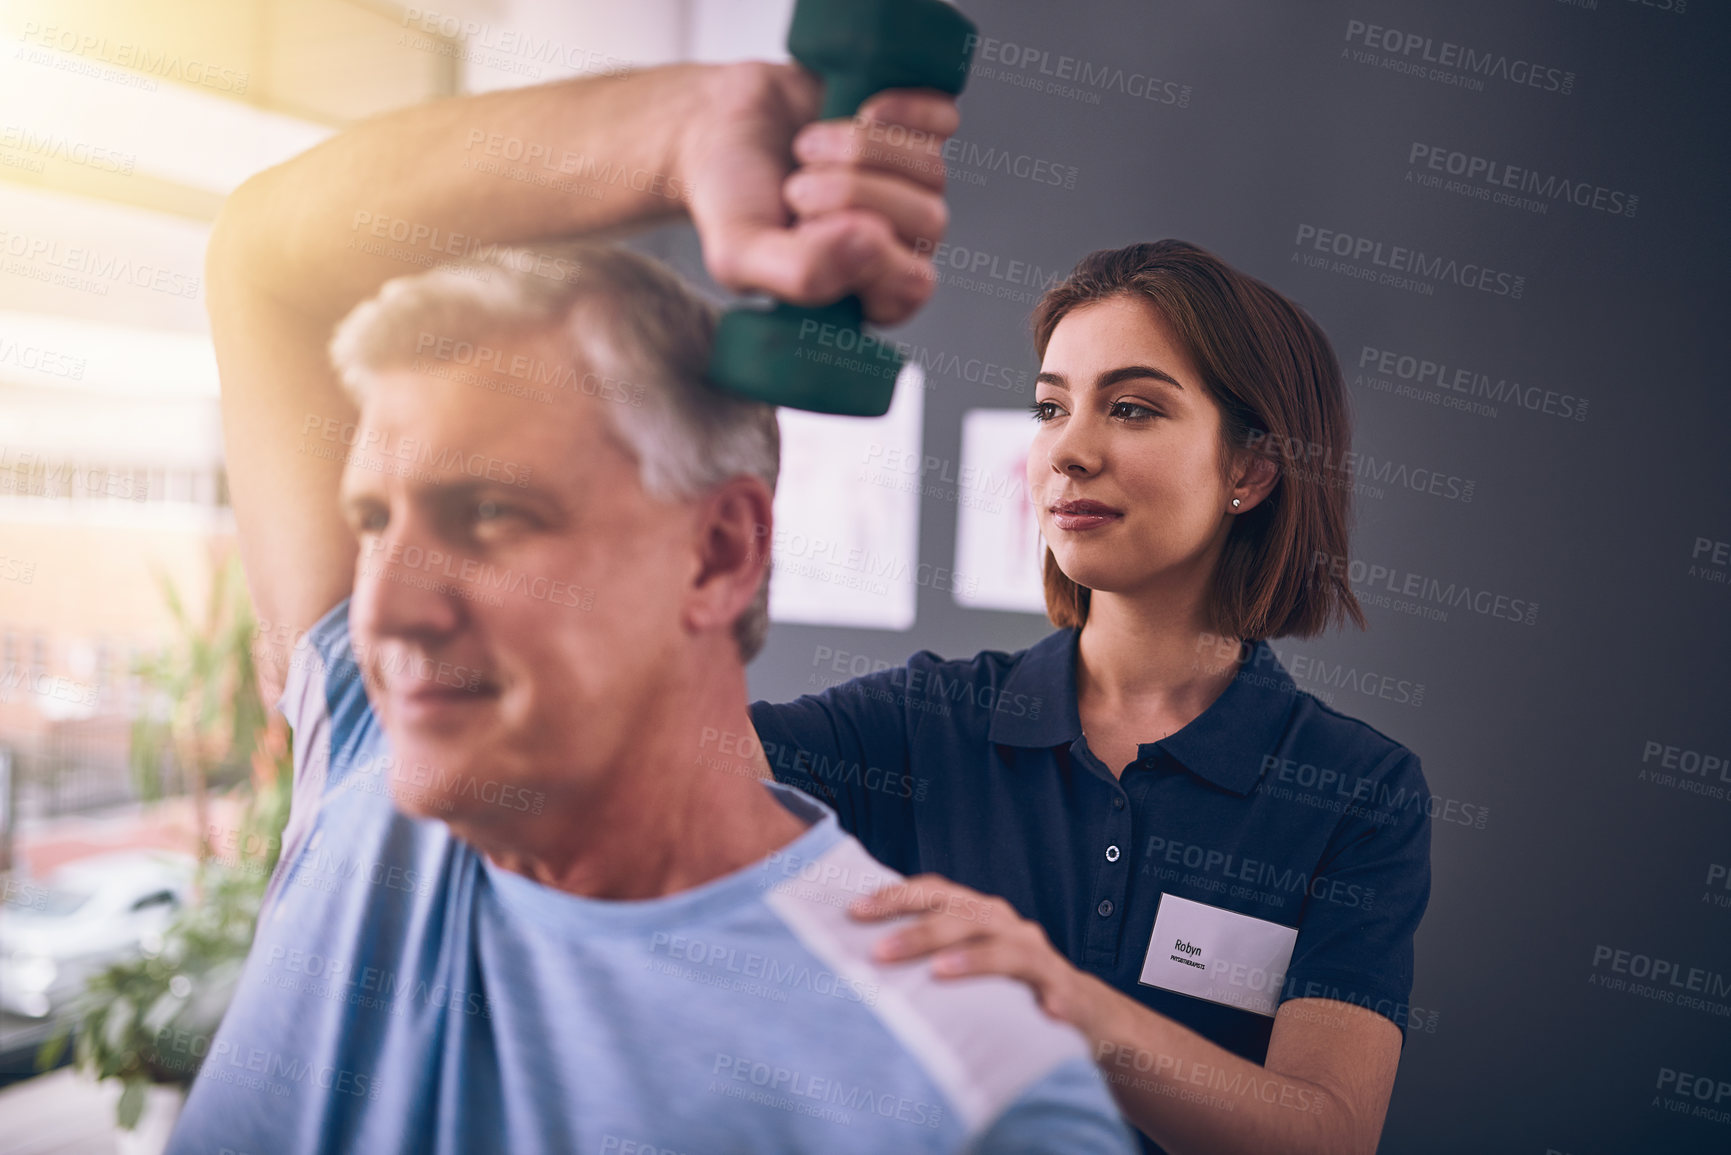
[988,628,1299,796]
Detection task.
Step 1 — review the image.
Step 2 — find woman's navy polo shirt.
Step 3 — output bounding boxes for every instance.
[750,628,1432,1071]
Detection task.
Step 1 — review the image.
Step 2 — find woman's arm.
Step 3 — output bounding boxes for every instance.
[854,875,1403,1155]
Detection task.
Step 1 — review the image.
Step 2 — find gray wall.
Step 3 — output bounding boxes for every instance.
[646,1,1730,1150]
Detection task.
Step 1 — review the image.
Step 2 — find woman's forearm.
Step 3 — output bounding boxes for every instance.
[1069,977,1365,1155]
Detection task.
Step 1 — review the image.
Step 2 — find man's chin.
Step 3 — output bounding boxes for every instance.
[380,738,545,824]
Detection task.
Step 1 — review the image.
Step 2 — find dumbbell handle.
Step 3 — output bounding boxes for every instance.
[705,0,977,416]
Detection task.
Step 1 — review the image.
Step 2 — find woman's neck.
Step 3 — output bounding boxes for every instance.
[1075,589,1243,711]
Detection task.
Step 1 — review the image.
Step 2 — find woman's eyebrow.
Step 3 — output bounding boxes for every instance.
[1035,365,1184,391]
[1098,364,1183,391]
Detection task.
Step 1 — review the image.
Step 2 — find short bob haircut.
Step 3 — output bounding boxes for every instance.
[1031,240,1364,642]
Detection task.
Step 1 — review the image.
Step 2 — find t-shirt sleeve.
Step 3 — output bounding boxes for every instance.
[968,1057,1138,1155]
[261,597,376,913]
[1278,748,1433,1033]
[748,663,920,851]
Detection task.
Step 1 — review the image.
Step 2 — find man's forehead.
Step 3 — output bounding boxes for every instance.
[361,358,606,450]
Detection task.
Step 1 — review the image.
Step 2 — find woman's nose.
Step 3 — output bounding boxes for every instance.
[1047,412,1103,477]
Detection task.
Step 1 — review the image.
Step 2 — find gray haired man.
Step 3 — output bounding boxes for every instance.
[169,61,1135,1154]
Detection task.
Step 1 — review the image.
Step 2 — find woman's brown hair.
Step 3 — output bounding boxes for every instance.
[1032,240,1364,641]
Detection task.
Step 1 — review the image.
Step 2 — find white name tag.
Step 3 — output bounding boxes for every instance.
[1137,893,1298,1018]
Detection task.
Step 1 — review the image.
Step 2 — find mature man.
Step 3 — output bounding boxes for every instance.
[168,59,1134,1153]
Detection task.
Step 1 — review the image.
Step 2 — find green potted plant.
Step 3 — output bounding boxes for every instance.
[129,553,270,861]
[39,553,292,1152]
[39,716,291,1152]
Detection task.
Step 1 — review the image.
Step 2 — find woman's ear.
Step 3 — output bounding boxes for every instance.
[1229,448,1280,514]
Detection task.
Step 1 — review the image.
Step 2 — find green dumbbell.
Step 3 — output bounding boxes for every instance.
[706,0,977,417]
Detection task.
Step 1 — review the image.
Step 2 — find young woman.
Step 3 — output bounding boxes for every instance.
[751,240,1431,1155]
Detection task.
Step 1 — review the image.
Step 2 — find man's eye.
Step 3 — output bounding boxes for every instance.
[471,500,524,532]
[353,507,388,535]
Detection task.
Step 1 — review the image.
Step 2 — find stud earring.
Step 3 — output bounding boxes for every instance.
[1231,498,1242,509]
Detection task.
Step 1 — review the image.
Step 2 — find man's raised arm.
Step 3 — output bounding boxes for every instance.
[205,62,957,703]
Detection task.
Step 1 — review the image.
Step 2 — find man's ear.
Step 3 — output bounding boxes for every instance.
[685,475,774,641]
[1230,448,1280,514]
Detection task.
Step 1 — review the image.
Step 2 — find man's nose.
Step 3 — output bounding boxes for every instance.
[351,520,462,646]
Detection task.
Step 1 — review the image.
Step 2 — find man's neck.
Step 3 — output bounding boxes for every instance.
[456,665,811,901]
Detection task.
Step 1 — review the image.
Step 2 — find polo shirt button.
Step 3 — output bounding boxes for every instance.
[1113,797,1125,810]
[1105,845,1120,862]
[1097,899,1114,917]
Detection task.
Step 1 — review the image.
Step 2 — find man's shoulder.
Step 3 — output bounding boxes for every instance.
[761,836,1094,1134]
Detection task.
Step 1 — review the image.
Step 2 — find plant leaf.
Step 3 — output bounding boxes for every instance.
[116,1077,145,1130]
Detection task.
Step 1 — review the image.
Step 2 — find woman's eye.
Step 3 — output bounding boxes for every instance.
[1110,401,1159,420]
[1028,400,1063,422]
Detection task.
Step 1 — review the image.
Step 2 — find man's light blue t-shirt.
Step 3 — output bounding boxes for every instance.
[167,601,1135,1154]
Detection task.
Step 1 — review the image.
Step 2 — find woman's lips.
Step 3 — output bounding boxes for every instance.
[1050,500,1123,532]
